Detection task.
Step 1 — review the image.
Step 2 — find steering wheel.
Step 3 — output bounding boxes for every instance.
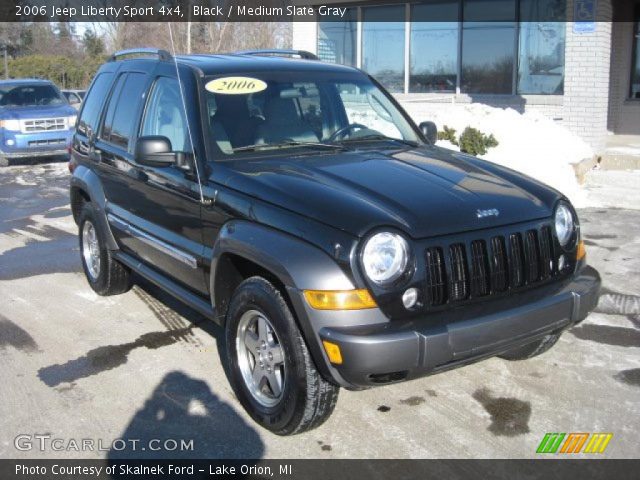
[328,123,367,142]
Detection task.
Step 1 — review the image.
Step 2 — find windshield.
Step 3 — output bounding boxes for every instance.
[203,71,422,157]
[0,84,66,107]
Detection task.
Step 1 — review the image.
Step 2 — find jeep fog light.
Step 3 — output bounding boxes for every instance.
[5,139,14,146]
[402,288,419,309]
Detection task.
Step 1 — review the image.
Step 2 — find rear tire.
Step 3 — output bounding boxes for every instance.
[78,202,132,296]
[225,276,339,435]
[498,333,561,361]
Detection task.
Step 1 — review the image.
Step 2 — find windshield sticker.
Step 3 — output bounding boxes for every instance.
[205,77,267,95]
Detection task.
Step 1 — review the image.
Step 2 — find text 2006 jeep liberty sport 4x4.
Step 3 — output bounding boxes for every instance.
[70,48,600,435]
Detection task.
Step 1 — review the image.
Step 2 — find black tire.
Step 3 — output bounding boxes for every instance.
[78,202,132,296]
[498,333,561,361]
[225,276,339,435]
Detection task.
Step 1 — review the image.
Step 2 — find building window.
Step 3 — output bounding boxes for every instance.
[517,0,565,94]
[410,1,459,93]
[315,0,568,96]
[362,5,406,93]
[631,5,640,99]
[461,0,517,94]
[317,9,357,66]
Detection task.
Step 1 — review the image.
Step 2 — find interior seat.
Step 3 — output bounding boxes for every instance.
[255,97,319,145]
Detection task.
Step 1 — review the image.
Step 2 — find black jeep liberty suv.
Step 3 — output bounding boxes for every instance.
[70,48,601,435]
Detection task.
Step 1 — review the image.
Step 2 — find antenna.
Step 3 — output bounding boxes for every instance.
[167,23,205,204]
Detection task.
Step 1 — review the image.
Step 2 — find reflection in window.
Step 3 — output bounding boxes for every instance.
[517,0,565,94]
[410,1,459,93]
[318,9,357,66]
[337,83,402,138]
[631,7,640,99]
[362,6,405,93]
[517,22,565,94]
[461,0,516,94]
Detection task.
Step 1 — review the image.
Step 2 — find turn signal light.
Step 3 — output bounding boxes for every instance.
[576,240,586,261]
[322,340,343,365]
[303,289,377,310]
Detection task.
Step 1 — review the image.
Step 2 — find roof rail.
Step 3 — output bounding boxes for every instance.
[234,49,319,61]
[109,48,172,62]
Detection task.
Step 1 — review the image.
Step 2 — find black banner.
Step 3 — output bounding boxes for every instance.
[1,0,637,23]
[2,459,640,480]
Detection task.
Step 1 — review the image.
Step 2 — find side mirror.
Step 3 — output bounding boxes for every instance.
[419,121,438,145]
[135,136,176,167]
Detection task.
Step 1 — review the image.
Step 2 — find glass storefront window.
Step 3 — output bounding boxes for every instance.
[317,9,357,66]
[410,1,459,93]
[631,6,640,99]
[315,0,569,96]
[362,5,406,93]
[517,0,565,94]
[461,0,516,94]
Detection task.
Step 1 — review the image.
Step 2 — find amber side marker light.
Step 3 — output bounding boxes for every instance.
[322,340,343,365]
[303,289,377,310]
[576,240,586,261]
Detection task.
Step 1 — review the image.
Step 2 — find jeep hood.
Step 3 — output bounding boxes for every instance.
[216,146,561,239]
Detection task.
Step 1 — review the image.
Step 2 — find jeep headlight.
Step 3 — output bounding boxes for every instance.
[554,202,575,247]
[67,115,77,128]
[362,232,409,285]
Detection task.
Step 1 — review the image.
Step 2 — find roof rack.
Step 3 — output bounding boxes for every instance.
[234,49,319,61]
[109,48,172,62]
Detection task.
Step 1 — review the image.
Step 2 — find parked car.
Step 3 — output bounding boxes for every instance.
[62,89,87,110]
[69,49,601,435]
[0,79,76,166]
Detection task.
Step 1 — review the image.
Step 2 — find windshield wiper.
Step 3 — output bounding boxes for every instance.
[232,141,346,153]
[339,135,419,147]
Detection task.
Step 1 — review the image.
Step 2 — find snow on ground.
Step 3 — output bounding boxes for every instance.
[583,169,640,210]
[401,102,594,207]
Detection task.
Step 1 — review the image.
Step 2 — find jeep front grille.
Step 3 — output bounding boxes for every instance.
[424,223,558,307]
[21,118,66,133]
[425,247,446,306]
[449,243,469,301]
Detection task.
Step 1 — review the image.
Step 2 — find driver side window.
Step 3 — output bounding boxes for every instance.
[141,77,190,152]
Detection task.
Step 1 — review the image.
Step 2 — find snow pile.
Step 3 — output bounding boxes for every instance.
[401,103,594,207]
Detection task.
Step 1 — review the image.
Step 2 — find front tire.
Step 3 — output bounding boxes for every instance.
[498,333,561,361]
[78,202,132,296]
[225,277,339,435]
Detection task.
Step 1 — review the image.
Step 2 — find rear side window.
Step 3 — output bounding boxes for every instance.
[77,73,113,136]
[101,72,147,149]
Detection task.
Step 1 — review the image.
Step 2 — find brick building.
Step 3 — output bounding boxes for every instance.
[292,0,640,153]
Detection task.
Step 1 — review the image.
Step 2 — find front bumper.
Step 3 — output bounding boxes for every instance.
[0,129,72,158]
[314,266,600,388]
